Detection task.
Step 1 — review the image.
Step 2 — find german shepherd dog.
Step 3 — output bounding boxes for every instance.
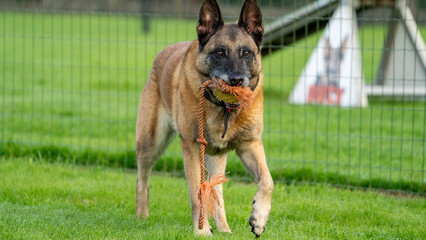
[135,0,273,237]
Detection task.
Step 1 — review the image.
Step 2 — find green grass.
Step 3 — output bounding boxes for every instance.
[0,11,425,193]
[0,158,425,239]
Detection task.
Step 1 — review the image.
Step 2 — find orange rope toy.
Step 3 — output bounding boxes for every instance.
[211,76,255,109]
[196,78,254,230]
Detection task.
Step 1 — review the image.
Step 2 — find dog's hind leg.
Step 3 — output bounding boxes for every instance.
[135,80,174,220]
[205,154,231,233]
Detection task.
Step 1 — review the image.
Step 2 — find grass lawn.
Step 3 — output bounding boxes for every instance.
[0,157,425,239]
[1,11,425,193]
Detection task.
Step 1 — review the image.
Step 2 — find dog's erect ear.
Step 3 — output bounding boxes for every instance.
[324,38,330,57]
[197,0,224,49]
[238,0,263,48]
[340,35,349,55]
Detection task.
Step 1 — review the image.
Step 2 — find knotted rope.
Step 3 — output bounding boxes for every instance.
[196,78,254,230]
[196,80,229,230]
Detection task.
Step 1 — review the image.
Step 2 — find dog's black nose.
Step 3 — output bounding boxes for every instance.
[229,73,244,86]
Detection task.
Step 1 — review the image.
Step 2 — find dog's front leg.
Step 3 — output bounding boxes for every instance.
[181,139,212,236]
[236,140,274,238]
[205,154,231,233]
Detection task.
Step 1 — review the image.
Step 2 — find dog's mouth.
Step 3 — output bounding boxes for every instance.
[208,76,254,109]
[210,73,250,87]
[210,77,239,105]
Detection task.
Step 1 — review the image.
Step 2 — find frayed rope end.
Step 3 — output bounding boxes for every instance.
[196,173,229,217]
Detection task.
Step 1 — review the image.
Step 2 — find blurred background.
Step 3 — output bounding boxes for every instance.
[1,0,425,194]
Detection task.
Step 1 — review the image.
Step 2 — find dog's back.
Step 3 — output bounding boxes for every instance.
[146,41,193,112]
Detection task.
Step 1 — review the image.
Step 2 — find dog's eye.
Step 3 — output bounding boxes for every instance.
[216,50,224,57]
[243,50,251,57]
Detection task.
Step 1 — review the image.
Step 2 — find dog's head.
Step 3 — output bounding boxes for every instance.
[195,0,263,88]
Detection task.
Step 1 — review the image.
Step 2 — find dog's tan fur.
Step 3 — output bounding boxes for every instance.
[135,0,273,236]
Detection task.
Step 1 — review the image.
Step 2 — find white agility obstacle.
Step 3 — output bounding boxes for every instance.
[289,0,368,107]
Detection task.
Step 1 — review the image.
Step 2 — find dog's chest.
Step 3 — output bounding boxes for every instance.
[203,113,239,155]
[205,141,229,155]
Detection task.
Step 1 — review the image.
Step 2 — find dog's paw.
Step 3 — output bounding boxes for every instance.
[248,200,270,238]
[214,219,232,234]
[136,207,149,220]
[218,228,232,234]
[217,226,232,234]
[195,226,213,236]
[249,215,266,238]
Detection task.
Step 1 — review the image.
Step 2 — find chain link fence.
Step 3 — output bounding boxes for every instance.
[1,0,425,194]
